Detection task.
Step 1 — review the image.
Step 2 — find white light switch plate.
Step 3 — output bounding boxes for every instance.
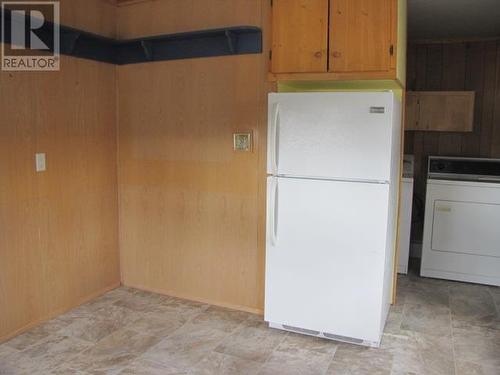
[35,153,46,172]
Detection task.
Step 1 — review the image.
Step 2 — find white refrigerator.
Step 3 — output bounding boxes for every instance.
[265,92,401,347]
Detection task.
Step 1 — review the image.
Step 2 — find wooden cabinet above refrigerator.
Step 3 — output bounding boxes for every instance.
[269,0,407,86]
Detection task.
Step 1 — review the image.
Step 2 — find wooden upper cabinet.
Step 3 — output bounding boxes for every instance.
[271,0,329,73]
[269,0,405,83]
[405,92,475,132]
[329,0,394,74]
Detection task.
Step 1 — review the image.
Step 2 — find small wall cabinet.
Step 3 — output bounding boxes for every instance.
[405,91,475,132]
[270,0,406,83]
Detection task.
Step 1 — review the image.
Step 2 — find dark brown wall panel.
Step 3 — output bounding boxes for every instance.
[406,41,500,241]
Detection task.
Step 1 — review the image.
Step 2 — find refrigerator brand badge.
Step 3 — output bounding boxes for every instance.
[369,107,385,114]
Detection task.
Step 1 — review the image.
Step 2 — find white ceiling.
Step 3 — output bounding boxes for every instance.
[408,0,500,40]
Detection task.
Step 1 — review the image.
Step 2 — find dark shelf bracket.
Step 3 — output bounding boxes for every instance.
[61,32,81,55]
[140,40,154,61]
[2,8,262,65]
[225,30,237,54]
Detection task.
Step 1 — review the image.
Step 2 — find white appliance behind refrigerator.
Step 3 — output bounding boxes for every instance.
[265,92,401,347]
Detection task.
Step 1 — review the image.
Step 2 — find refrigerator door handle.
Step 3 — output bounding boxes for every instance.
[270,177,279,246]
[271,104,280,175]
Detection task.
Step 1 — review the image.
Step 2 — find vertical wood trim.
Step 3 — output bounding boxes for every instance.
[392,90,406,304]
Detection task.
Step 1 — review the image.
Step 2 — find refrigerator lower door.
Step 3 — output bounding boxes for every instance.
[265,176,390,346]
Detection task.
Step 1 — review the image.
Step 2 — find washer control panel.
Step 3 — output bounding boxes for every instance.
[428,156,500,182]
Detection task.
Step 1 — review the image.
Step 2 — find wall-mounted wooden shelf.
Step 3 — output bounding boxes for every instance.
[3,8,262,65]
[405,91,475,132]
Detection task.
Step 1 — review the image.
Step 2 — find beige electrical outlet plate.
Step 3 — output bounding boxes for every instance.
[233,132,252,152]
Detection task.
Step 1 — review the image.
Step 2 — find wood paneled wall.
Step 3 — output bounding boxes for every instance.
[117,0,270,313]
[116,0,262,39]
[58,0,117,38]
[405,41,500,240]
[0,1,119,342]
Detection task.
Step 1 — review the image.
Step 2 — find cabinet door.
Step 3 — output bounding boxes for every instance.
[407,92,475,132]
[419,93,475,132]
[271,0,329,73]
[329,0,393,73]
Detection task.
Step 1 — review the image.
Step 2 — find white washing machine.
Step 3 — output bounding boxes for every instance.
[398,155,414,274]
[421,156,500,286]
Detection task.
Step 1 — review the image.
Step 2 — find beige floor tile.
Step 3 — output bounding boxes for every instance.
[188,305,253,333]
[401,303,452,336]
[450,283,500,330]
[456,360,500,375]
[118,357,190,375]
[214,320,287,363]
[413,331,454,375]
[141,323,228,370]
[60,328,162,374]
[59,305,140,343]
[260,349,333,375]
[125,311,187,338]
[404,282,450,308]
[191,352,263,375]
[326,342,392,375]
[3,314,75,352]
[260,333,337,375]
[259,333,338,375]
[382,333,426,375]
[276,332,338,355]
[453,323,500,369]
[1,334,91,374]
[385,309,404,335]
[0,344,17,359]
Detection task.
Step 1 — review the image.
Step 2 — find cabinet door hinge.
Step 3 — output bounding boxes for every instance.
[389,45,394,56]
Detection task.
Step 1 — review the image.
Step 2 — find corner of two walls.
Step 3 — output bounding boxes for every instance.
[0,0,120,342]
[1,0,270,342]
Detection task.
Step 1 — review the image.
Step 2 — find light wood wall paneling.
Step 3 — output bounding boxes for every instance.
[0,68,41,340]
[117,0,268,313]
[0,0,119,342]
[117,0,262,39]
[0,57,119,341]
[118,56,264,312]
[58,0,117,38]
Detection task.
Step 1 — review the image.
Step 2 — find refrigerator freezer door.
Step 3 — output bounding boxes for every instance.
[265,176,390,344]
[268,92,395,182]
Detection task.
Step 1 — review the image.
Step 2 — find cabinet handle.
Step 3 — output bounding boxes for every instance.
[332,51,341,58]
[314,51,322,58]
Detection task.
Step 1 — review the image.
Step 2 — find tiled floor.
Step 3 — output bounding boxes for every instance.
[1,272,499,375]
